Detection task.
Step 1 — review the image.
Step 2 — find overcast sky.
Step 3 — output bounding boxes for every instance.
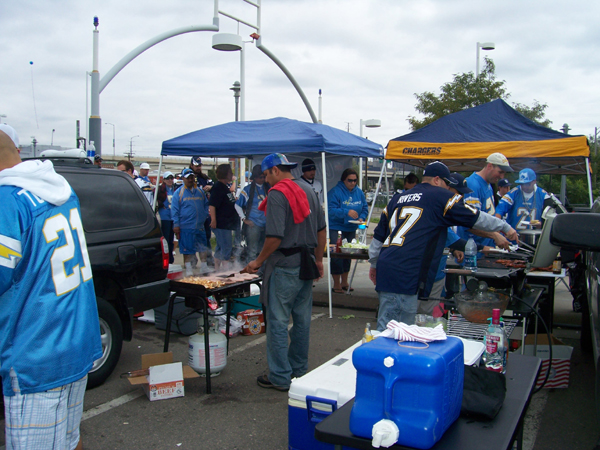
[2,0,599,159]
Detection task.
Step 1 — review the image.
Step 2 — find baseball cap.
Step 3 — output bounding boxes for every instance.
[0,124,20,148]
[250,164,264,180]
[515,168,536,184]
[450,172,473,195]
[181,168,195,178]
[163,171,174,179]
[191,156,202,166]
[94,154,103,162]
[302,158,316,172]
[140,162,150,170]
[423,161,457,186]
[261,153,298,172]
[486,152,513,172]
[498,179,511,188]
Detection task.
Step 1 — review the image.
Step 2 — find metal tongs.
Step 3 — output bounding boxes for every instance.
[514,242,536,255]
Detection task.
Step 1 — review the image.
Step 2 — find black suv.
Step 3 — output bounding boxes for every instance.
[48,158,170,388]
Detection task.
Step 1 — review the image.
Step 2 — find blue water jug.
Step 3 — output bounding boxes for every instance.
[350,336,464,449]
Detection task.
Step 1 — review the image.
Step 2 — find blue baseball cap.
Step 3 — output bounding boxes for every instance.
[261,153,298,172]
[181,168,195,178]
[450,172,473,194]
[515,168,536,184]
[190,156,202,166]
[498,179,511,188]
[423,161,457,187]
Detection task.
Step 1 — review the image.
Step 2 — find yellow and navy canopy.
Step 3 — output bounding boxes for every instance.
[386,99,589,175]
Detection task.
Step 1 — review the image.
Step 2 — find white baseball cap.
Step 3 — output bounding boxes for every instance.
[486,153,513,172]
[0,124,20,148]
[163,171,174,179]
[140,163,150,170]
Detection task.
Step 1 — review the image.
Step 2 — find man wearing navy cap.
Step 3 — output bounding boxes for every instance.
[368,161,517,329]
[243,153,326,391]
[297,158,323,205]
[495,168,550,230]
[190,156,215,265]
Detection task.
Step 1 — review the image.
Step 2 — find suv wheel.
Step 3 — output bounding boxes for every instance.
[87,298,123,389]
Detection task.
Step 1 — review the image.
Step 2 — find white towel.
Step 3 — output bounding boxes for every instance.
[379,320,447,343]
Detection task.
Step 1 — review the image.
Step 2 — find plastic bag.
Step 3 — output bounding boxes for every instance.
[218,314,244,337]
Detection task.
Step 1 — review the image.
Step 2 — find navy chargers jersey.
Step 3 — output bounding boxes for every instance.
[373,183,479,297]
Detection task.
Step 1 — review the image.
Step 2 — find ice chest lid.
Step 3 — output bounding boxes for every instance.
[288,340,361,406]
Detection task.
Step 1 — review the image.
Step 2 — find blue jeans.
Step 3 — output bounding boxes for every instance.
[377,291,418,331]
[213,228,233,261]
[266,265,313,388]
[245,224,265,262]
[329,229,356,274]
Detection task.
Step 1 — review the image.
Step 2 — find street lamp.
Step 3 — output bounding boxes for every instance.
[51,129,55,146]
[105,122,116,158]
[128,135,139,161]
[359,119,382,190]
[230,81,241,122]
[476,42,495,77]
[213,33,246,188]
[31,136,37,157]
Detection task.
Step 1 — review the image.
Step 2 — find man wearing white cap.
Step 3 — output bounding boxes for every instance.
[495,168,550,230]
[135,162,155,205]
[459,152,514,249]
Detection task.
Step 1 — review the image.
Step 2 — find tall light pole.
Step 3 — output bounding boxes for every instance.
[359,119,381,190]
[105,122,116,158]
[127,135,139,161]
[230,81,241,122]
[476,42,495,77]
[51,129,55,146]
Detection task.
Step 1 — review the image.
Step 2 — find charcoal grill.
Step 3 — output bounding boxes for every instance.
[164,276,262,394]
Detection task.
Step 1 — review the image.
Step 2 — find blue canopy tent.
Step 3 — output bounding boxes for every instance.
[386,99,592,205]
[159,117,385,316]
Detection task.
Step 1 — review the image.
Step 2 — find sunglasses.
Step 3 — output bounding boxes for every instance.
[346,178,358,183]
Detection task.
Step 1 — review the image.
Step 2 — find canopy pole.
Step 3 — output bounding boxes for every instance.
[153,155,164,213]
[586,157,593,208]
[322,151,332,319]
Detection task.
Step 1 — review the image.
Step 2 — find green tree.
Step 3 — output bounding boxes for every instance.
[408,58,551,130]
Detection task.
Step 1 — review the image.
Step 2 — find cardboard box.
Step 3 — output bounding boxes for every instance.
[523,334,574,389]
[128,352,200,401]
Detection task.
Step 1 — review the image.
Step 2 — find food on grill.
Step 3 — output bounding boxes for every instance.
[495,259,527,268]
[178,277,230,289]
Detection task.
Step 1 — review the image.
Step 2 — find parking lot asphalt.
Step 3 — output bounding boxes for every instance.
[0,259,597,449]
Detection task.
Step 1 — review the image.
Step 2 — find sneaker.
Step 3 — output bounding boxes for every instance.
[200,262,211,273]
[256,374,289,391]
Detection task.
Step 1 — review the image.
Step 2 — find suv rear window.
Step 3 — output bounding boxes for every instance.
[62,171,149,232]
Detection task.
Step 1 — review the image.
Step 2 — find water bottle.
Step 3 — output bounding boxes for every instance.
[464,238,477,271]
[87,141,96,158]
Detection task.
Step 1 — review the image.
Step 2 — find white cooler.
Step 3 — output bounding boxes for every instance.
[288,340,361,450]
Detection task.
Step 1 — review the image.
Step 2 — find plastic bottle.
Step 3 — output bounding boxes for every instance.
[335,231,342,253]
[362,322,374,344]
[483,309,507,373]
[87,141,95,158]
[464,238,477,271]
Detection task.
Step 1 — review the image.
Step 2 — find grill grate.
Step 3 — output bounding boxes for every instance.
[447,313,518,341]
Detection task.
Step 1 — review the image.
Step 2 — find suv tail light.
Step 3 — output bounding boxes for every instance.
[161,237,169,270]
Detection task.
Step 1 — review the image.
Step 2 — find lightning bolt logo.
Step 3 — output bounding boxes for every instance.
[0,234,22,269]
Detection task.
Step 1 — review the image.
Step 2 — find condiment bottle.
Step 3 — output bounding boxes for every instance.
[362,322,374,344]
[335,231,342,253]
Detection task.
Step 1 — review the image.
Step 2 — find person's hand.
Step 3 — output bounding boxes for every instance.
[493,232,511,250]
[243,219,254,227]
[369,267,377,285]
[203,185,212,192]
[173,226,180,240]
[210,219,217,229]
[505,227,519,243]
[348,210,359,219]
[315,261,324,281]
[241,259,261,274]
[453,250,464,263]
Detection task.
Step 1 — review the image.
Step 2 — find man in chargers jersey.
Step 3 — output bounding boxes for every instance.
[0,125,102,450]
[458,152,514,249]
[495,168,550,231]
[368,161,518,330]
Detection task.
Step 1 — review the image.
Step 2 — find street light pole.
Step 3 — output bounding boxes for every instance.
[476,42,495,77]
[106,122,116,158]
[51,129,55,146]
[359,119,381,190]
[128,135,139,161]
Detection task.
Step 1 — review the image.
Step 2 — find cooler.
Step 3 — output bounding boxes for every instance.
[349,336,464,450]
[288,341,361,450]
